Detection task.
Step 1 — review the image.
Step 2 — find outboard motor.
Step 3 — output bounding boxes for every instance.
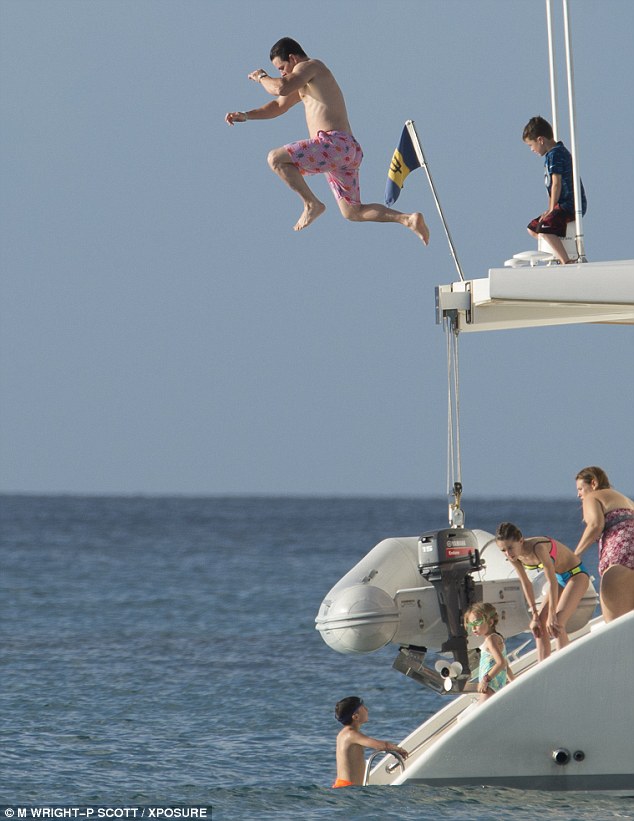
[406,527,482,691]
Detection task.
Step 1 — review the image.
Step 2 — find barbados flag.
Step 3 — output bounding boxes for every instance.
[385,125,421,206]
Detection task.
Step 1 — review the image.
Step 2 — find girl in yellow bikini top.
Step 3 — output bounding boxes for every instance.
[517,536,587,587]
[521,537,557,570]
[495,524,589,588]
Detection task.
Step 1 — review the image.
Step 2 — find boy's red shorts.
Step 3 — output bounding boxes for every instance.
[528,205,573,237]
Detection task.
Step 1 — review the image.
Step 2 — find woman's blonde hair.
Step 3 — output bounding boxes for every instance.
[464,601,499,631]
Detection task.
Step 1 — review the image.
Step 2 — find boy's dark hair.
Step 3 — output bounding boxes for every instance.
[335,696,363,725]
[270,37,307,62]
[523,115,554,141]
[496,521,523,542]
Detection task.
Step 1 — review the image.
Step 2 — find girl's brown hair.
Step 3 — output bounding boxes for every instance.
[496,521,523,542]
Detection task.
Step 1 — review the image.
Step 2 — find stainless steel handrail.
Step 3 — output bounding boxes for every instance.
[362,750,406,786]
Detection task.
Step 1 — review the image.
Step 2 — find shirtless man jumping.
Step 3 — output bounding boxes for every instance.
[225,37,430,244]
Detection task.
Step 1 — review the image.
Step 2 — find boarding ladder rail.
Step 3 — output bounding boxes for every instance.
[363,750,406,786]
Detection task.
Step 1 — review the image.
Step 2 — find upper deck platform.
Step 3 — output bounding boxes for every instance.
[436,258,634,332]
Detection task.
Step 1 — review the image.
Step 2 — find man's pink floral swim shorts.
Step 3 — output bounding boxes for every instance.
[284,130,363,204]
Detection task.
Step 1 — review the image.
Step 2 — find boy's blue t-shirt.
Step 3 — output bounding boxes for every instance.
[544,141,587,215]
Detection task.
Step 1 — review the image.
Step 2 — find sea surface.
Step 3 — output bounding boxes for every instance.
[1,495,631,820]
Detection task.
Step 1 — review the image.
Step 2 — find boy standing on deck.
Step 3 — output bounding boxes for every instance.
[523,115,587,264]
[332,696,408,787]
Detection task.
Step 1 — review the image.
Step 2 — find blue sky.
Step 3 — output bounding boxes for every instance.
[1,0,632,498]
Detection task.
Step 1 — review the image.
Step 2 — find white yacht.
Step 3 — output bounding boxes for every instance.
[315,0,634,791]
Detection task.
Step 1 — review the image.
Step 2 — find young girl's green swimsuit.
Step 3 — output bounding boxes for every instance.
[478,635,509,693]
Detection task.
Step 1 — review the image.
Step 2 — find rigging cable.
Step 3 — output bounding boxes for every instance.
[445,313,464,526]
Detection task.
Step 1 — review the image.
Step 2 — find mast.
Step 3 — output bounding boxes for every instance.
[545,0,560,140]
[562,0,587,261]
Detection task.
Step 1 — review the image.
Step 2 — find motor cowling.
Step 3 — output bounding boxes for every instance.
[418,528,482,677]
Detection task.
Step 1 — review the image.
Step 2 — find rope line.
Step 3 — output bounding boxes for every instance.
[445,316,462,497]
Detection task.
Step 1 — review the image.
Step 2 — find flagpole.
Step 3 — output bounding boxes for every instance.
[406,120,465,282]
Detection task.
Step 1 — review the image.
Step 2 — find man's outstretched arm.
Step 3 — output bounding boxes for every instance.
[248,59,319,97]
[225,92,300,125]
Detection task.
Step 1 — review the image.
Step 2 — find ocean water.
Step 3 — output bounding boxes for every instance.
[1,495,631,821]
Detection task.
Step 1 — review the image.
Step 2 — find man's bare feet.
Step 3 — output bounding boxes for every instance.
[408,212,430,246]
[294,200,326,231]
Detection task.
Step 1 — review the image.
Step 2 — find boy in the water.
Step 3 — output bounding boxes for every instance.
[332,696,408,787]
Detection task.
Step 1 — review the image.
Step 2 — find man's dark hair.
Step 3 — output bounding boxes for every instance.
[270,37,307,62]
[522,115,554,141]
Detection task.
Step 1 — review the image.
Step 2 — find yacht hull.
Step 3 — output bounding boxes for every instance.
[369,612,634,790]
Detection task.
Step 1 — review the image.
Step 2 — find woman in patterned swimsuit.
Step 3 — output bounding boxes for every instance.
[575,466,634,622]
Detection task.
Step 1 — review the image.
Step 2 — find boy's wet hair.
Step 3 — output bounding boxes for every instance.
[523,115,554,141]
[270,37,307,62]
[335,696,363,725]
